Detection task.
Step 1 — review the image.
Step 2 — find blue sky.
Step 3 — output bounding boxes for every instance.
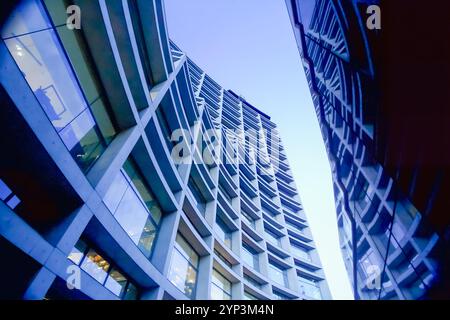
[164,0,353,299]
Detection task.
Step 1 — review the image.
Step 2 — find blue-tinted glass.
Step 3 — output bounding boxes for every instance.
[211,269,231,300]
[1,0,51,39]
[4,30,89,131]
[123,160,162,224]
[59,109,96,150]
[114,187,152,247]
[297,0,317,30]
[68,240,87,265]
[298,276,322,299]
[243,291,258,300]
[123,283,139,300]
[105,268,127,298]
[214,217,232,249]
[3,1,108,173]
[80,249,110,284]
[103,172,129,214]
[242,245,259,271]
[104,168,158,257]
[168,247,198,298]
[268,263,287,287]
[290,244,311,261]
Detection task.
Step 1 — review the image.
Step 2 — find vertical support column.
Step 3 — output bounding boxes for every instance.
[151,209,181,275]
[23,267,56,300]
[196,245,213,300]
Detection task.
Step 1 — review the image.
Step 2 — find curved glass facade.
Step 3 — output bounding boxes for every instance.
[0,0,330,300]
[286,0,445,299]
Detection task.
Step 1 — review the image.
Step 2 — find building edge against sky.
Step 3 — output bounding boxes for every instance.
[285,0,450,299]
[0,0,330,300]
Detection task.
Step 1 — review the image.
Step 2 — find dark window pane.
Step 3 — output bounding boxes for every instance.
[105,268,127,297]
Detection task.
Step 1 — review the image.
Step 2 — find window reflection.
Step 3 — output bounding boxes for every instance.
[68,239,138,299]
[241,244,259,271]
[105,268,127,297]
[298,276,322,300]
[265,229,282,247]
[273,290,290,300]
[290,243,311,262]
[2,0,113,173]
[103,158,162,258]
[81,249,110,284]
[268,263,288,287]
[241,210,255,229]
[168,234,199,299]
[188,176,207,214]
[1,0,51,39]
[211,269,232,300]
[243,273,261,288]
[214,216,232,249]
[243,291,258,300]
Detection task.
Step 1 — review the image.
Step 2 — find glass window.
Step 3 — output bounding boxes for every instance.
[123,282,139,300]
[218,183,232,203]
[68,240,138,299]
[156,105,174,150]
[1,0,51,39]
[298,276,322,300]
[52,25,117,145]
[290,244,311,261]
[103,171,129,214]
[68,239,87,265]
[243,273,261,289]
[3,1,108,173]
[285,219,304,232]
[263,207,278,219]
[241,210,255,228]
[214,249,232,268]
[214,216,232,249]
[241,244,259,271]
[103,158,162,258]
[268,263,288,287]
[123,159,162,224]
[243,291,258,300]
[168,234,199,299]
[265,229,281,247]
[188,176,207,213]
[114,186,156,255]
[358,248,379,278]
[3,0,120,173]
[4,28,81,124]
[273,290,290,300]
[80,249,110,284]
[62,110,105,172]
[104,268,128,297]
[211,269,232,300]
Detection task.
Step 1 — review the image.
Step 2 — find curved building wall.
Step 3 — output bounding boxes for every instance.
[0,0,329,300]
[286,0,445,299]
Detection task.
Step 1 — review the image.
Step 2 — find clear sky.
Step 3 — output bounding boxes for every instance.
[164,0,353,300]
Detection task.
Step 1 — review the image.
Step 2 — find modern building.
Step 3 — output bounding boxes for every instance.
[285,0,450,299]
[0,0,330,300]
